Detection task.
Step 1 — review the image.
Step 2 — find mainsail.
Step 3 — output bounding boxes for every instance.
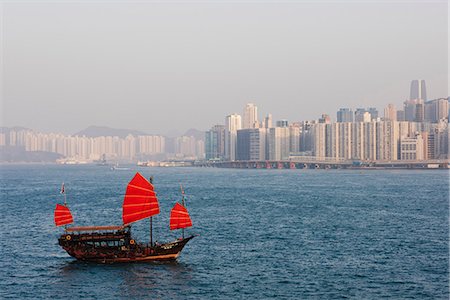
[54,204,73,227]
[170,203,192,230]
[122,172,160,225]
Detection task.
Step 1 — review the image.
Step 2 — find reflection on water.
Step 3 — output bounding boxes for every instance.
[56,258,194,299]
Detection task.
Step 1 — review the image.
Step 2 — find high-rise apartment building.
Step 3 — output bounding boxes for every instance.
[267,127,290,160]
[276,120,289,127]
[354,109,367,122]
[205,125,225,160]
[384,104,397,121]
[263,114,273,129]
[424,98,450,123]
[368,108,379,120]
[318,114,331,124]
[400,134,424,160]
[410,80,427,100]
[243,103,259,129]
[224,113,242,161]
[236,128,266,161]
[404,99,424,122]
[312,123,327,158]
[337,108,353,122]
[289,124,301,153]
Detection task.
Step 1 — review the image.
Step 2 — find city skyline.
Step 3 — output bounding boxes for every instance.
[3,83,448,137]
[2,2,447,134]
[2,87,448,163]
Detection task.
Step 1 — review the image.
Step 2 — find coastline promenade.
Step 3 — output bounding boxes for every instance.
[196,158,449,170]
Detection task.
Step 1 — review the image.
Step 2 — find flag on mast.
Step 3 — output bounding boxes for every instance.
[60,183,65,194]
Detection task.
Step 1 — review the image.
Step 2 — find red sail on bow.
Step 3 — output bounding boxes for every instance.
[122,172,160,225]
[54,204,73,227]
[170,202,192,230]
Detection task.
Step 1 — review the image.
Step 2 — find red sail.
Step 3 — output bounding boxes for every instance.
[54,204,73,227]
[170,202,192,230]
[122,172,160,225]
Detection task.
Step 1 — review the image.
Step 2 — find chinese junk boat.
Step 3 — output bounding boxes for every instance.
[54,172,194,263]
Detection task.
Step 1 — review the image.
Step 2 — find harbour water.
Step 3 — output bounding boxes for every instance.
[0,165,448,299]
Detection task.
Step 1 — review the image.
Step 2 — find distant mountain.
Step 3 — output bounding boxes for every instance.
[74,126,148,138]
[183,128,205,140]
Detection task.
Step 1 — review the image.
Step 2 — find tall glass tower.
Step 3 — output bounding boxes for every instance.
[410,80,427,100]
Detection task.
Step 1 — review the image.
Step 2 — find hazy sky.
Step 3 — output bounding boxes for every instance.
[1,1,448,135]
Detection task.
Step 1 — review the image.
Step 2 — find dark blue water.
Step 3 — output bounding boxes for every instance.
[0,165,448,299]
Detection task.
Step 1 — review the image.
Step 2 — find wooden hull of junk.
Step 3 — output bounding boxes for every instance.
[58,226,194,263]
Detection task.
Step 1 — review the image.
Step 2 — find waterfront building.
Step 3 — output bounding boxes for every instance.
[224,113,242,161]
[363,121,377,160]
[205,125,225,160]
[243,103,259,129]
[289,124,301,153]
[325,123,339,159]
[138,135,165,155]
[175,136,197,157]
[400,134,424,160]
[376,121,398,161]
[267,127,290,160]
[337,108,353,123]
[352,122,365,160]
[338,122,352,159]
[236,128,266,161]
[299,121,315,152]
[196,139,205,159]
[312,123,327,159]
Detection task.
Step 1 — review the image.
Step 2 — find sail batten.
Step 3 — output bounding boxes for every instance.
[54,204,73,227]
[122,172,160,225]
[170,203,192,230]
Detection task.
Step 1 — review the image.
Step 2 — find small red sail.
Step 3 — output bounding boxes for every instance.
[170,202,192,230]
[54,204,73,227]
[122,172,160,225]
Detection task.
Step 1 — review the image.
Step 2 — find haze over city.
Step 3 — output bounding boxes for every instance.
[1,1,448,135]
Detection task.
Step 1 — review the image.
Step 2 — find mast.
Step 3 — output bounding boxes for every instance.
[61,182,67,205]
[180,184,185,239]
[150,176,154,246]
[150,217,153,246]
[61,182,67,229]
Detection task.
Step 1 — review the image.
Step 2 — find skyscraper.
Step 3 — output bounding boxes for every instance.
[368,108,379,120]
[384,104,397,121]
[224,114,242,161]
[263,114,273,129]
[267,127,290,160]
[243,103,259,129]
[355,109,371,122]
[276,119,289,127]
[410,80,427,100]
[236,128,266,161]
[337,108,353,122]
[205,125,225,160]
